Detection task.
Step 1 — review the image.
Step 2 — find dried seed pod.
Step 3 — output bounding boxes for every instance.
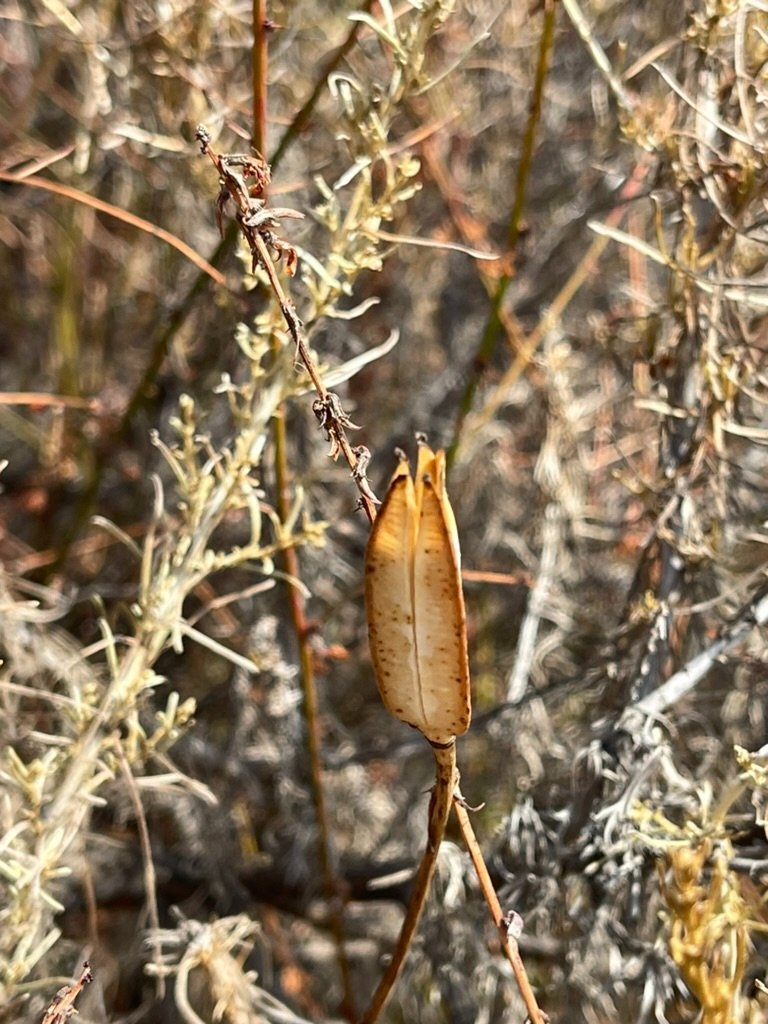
[364,441,471,746]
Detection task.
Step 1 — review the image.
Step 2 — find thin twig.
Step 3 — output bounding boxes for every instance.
[252,0,269,160]
[254,27,355,1009]
[360,743,459,1024]
[270,1,376,171]
[452,792,548,1024]
[0,391,100,411]
[447,0,557,471]
[273,408,357,1020]
[195,129,379,521]
[561,0,636,113]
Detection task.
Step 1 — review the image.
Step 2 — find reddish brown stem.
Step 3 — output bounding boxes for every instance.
[252,0,268,161]
[453,791,547,1024]
[360,743,459,1024]
[273,428,357,1020]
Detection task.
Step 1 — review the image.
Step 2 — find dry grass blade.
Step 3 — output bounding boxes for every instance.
[0,171,228,288]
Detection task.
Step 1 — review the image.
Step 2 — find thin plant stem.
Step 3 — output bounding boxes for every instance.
[561,0,636,114]
[251,235,378,521]
[252,21,354,1012]
[270,0,376,171]
[252,0,268,160]
[0,391,99,411]
[360,742,458,1024]
[272,409,356,1021]
[452,790,547,1024]
[193,127,380,520]
[462,154,653,454]
[447,0,557,471]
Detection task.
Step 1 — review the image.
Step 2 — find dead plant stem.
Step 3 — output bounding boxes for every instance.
[272,404,356,1021]
[252,16,351,989]
[0,172,226,288]
[360,742,458,1024]
[453,791,547,1024]
[250,231,378,523]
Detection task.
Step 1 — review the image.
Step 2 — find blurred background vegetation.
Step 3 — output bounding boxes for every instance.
[2,0,768,1021]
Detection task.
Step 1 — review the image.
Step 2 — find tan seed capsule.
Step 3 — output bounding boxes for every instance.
[364,441,471,746]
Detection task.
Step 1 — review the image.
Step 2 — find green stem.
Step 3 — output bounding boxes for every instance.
[270,0,376,171]
[447,0,557,472]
